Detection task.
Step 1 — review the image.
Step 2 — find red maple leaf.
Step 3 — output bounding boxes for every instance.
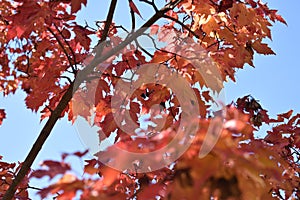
[71,0,87,14]
[129,0,142,18]
[0,109,6,126]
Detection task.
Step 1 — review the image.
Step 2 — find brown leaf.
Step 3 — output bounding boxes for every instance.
[0,109,6,126]
[218,0,233,12]
[71,0,87,14]
[137,183,165,199]
[84,159,99,175]
[252,41,276,55]
[278,109,293,120]
[275,14,287,25]
[73,24,93,50]
[129,102,140,123]
[30,160,71,179]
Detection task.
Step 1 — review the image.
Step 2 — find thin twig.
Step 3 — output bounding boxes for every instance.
[139,0,158,12]
[53,23,78,72]
[47,27,76,74]
[163,14,201,40]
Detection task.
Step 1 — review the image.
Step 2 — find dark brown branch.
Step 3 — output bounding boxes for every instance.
[207,41,221,50]
[114,25,129,33]
[2,0,118,198]
[2,0,182,199]
[93,0,118,55]
[2,83,74,200]
[83,20,98,31]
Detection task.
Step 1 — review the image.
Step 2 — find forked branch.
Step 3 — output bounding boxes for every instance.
[2,0,183,199]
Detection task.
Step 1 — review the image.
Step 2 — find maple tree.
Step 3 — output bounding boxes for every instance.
[0,0,299,199]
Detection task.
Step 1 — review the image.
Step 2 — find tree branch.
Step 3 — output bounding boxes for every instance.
[2,0,118,198]
[2,0,183,199]
[163,14,201,40]
[139,0,158,12]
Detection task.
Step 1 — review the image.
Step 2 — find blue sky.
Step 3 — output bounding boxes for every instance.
[0,0,299,197]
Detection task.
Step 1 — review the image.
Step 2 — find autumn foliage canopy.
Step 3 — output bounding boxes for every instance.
[0,0,299,199]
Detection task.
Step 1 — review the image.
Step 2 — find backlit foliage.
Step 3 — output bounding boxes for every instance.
[0,0,298,199]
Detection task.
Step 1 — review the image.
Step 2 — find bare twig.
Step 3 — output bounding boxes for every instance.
[139,0,158,12]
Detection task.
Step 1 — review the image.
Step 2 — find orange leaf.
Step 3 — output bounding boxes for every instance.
[287,113,300,125]
[265,132,282,144]
[150,24,159,35]
[30,160,71,179]
[73,24,93,50]
[137,183,165,199]
[202,91,212,102]
[95,100,112,121]
[61,29,71,39]
[151,51,172,63]
[100,113,118,136]
[246,0,257,7]
[129,102,140,123]
[84,159,99,175]
[278,110,293,120]
[275,14,287,25]
[98,165,120,186]
[252,41,275,55]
